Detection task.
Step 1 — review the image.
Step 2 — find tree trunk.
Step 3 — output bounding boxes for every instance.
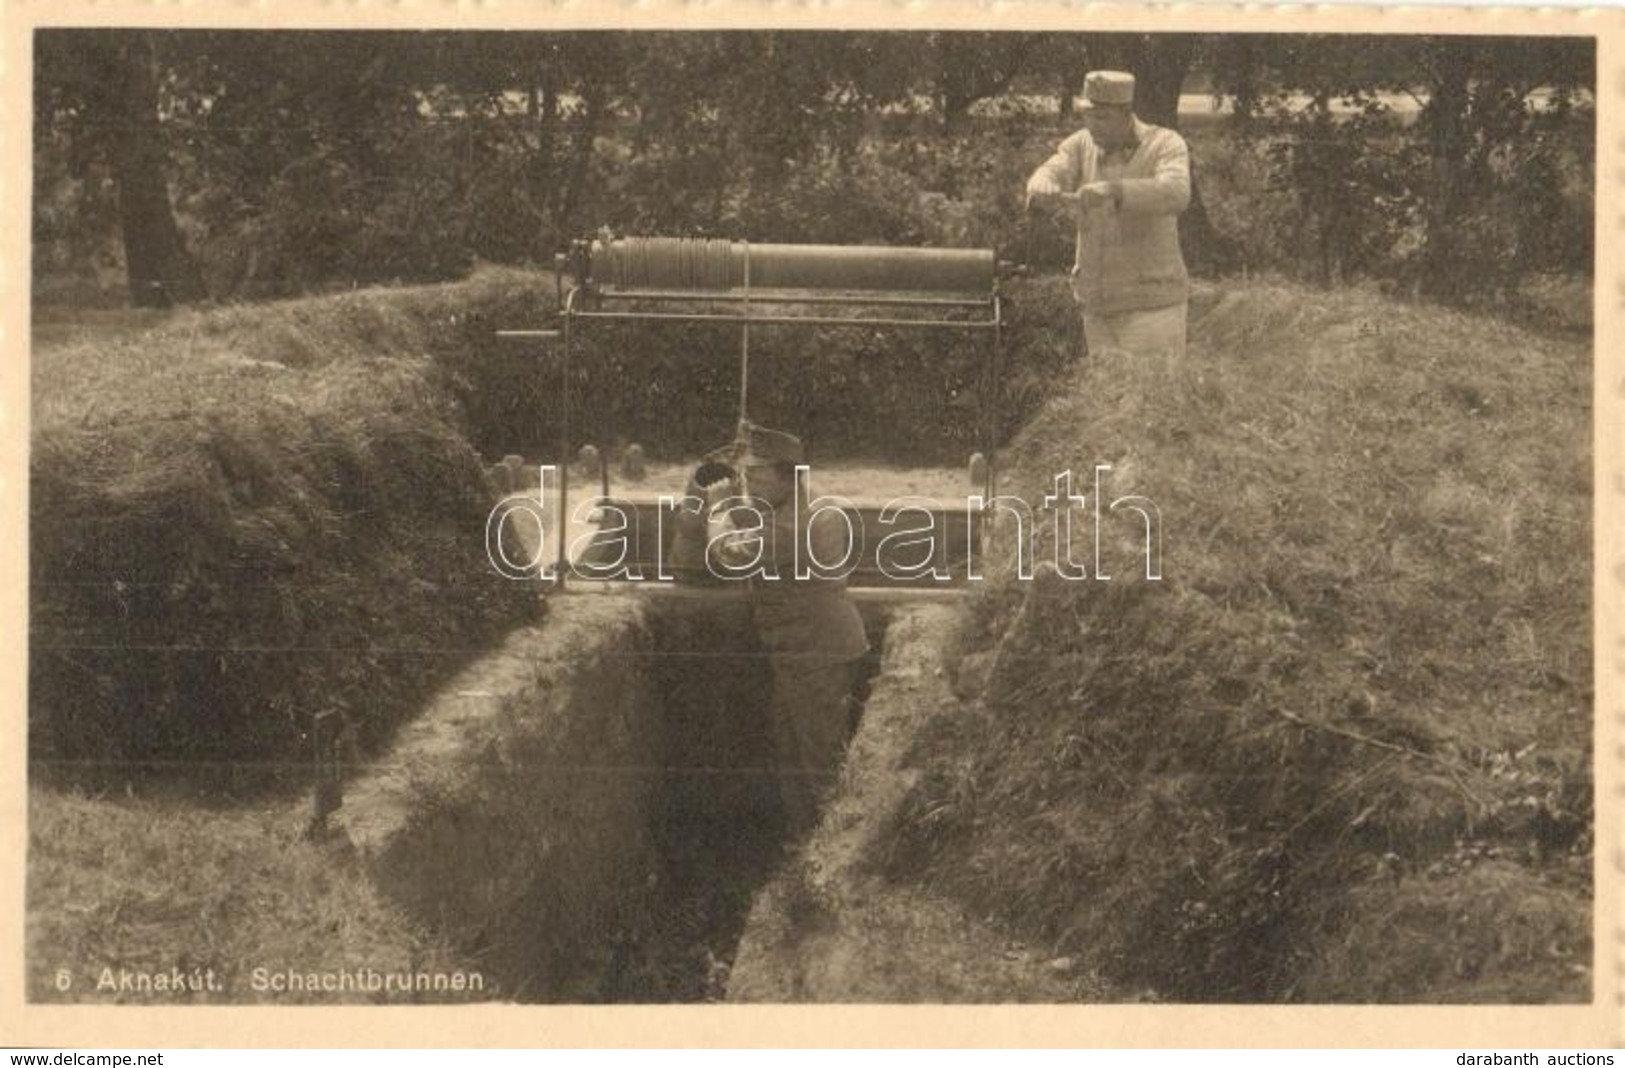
[559,83,606,237]
[111,33,205,307]
[935,34,970,132]
[1180,177,1236,275]
[1213,34,1265,127]
[529,58,561,252]
[1052,37,1089,118]
[936,33,1046,132]
[1122,35,1235,273]
[1128,34,1195,128]
[1419,41,1472,302]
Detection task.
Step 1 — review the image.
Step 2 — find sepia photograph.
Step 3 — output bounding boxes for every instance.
[10,7,1613,1043]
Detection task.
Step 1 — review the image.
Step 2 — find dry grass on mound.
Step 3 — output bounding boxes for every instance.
[30,268,547,776]
[882,278,1591,1002]
[26,786,476,1004]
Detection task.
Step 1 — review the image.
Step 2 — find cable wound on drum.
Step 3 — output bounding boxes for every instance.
[591,237,995,294]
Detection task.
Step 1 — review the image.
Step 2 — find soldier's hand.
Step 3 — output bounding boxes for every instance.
[1036,190,1086,223]
[1079,182,1119,208]
[1025,178,1063,211]
[686,461,737,507]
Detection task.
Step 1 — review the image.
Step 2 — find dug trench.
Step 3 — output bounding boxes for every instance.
[336,589,889,1002]
[29,268,1592,1005]
[28,267,1032,1004]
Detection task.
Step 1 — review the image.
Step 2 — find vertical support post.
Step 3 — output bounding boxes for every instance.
[557,288,577,585]
[306,709,343,839]
[736,243,753,502]
[988,293,1002,503]
[737,241,751,439]
[980,293,1003,562]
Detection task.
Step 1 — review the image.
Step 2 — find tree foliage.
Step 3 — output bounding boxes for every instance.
[35,31,206,306]
[1212,34,1595,298]
[33,29,1594,308]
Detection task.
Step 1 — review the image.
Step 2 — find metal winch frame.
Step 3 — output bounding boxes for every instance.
[508,234,1006,587]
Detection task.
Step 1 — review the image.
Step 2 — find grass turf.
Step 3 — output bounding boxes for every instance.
[880,276,1592,1002]
[26,785,479,1003]
[30,268,547,780]
[27,267,1592,1004]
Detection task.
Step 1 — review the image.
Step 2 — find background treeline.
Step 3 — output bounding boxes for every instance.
[34,30,1594,311]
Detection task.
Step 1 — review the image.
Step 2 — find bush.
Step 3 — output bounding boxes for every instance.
[1191,95,1593,305]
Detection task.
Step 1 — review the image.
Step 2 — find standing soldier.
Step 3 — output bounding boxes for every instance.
[1026,70,1192,361]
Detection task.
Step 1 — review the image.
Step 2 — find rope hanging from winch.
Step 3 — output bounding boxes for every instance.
[547,234,1004,585]
[738,242,751,443]
[580,235,1002,492]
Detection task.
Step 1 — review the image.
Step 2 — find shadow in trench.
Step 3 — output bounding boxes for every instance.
[597,600,886,1002]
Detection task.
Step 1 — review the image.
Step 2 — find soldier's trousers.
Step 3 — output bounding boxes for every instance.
[1082,300,1187,362]
[769,654,862,838]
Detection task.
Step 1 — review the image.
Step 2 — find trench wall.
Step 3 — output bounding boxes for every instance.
[725,601,1098,1002]
[336,587,891,1001]
[338,593,670,999]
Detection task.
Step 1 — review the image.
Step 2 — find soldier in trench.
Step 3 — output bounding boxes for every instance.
[670,423,869,838]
